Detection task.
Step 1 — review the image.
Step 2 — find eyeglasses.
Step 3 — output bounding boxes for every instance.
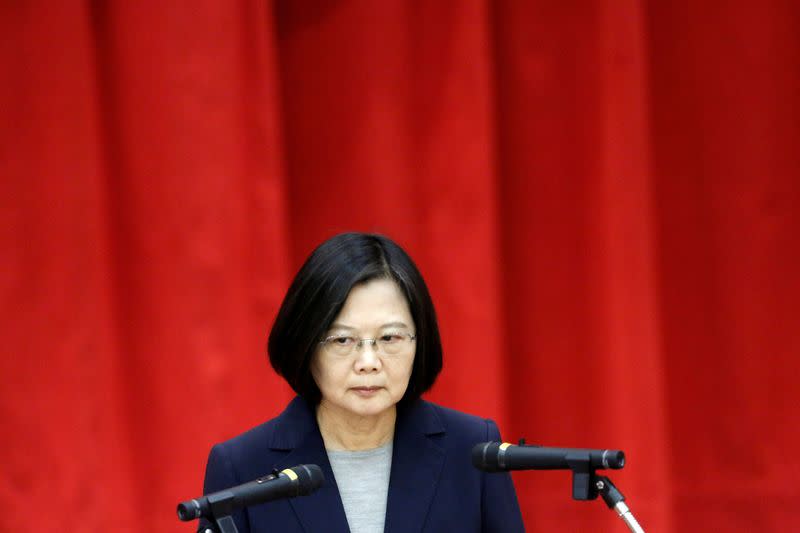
[319,332,416,357]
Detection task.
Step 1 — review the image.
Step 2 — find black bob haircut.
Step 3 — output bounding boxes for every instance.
[268,232,443,405]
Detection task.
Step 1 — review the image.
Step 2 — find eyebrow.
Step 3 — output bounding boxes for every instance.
[328,321,410,331]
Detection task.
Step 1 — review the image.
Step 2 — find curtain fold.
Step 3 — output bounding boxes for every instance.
[1,1,797,531]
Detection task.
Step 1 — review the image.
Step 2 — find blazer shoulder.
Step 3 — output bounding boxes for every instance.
[214,396,316,456]
[416,400,501,441]
[217,417,277,453]
[206,418,281,483]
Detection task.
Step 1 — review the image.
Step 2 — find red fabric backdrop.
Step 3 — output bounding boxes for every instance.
[2,1,798,531]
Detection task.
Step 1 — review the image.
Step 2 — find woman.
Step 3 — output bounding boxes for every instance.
[199,233,524,532]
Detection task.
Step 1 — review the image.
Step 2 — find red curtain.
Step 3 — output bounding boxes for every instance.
[2,2,798,531]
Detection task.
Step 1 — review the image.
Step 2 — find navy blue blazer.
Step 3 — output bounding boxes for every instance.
[199,396,524,532]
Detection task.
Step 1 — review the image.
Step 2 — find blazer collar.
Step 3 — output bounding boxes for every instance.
[269,397,446,533]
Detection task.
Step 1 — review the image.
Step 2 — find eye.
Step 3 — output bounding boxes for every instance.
[379,333,405,344]
[330,336,356,346]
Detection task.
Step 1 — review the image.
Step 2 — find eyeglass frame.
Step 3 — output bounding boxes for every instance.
[318,332,417,356]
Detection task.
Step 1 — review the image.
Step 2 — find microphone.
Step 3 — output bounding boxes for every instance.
[472,442,625,472]
[177,464,324,522]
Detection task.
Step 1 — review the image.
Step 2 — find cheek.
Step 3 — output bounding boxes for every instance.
[389,358,415,384]
[311,356,348,392]
[406,354,416,375]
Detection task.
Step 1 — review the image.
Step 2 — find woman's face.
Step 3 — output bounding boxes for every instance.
[311,278,416,420]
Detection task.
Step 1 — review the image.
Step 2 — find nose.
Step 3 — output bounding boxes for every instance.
[354,340,381,373]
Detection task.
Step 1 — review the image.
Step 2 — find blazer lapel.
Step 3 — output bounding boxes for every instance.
[384,401,446,533]
[268,398,446,533]
[270,398,350,533]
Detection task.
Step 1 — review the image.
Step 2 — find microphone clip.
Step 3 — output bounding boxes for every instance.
[201,493,240,533]
[513,436,609,502]
[565,450,599,501]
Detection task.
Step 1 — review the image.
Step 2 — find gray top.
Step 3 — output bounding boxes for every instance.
[327,441,393,533]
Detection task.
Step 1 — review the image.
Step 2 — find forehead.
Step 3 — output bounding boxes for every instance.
[332,278,413,327]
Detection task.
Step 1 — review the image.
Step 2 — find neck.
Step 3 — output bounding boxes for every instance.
[316,402,397,451]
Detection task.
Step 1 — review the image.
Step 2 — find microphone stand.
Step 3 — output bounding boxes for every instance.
[594,476,645,533]
[565,451,645,532]
[197,512,239,533]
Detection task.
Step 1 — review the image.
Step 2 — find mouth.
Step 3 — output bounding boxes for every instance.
[351,386,382,396]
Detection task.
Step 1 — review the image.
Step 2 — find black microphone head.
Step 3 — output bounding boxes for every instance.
[471,442,503,472]
[285,464,325,495]
[604,450,625,469]
[176,499,201,521]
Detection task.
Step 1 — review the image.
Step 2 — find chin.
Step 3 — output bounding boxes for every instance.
[346,398,396,417]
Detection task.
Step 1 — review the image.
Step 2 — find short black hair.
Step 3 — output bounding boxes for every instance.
[268,232,442,405]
